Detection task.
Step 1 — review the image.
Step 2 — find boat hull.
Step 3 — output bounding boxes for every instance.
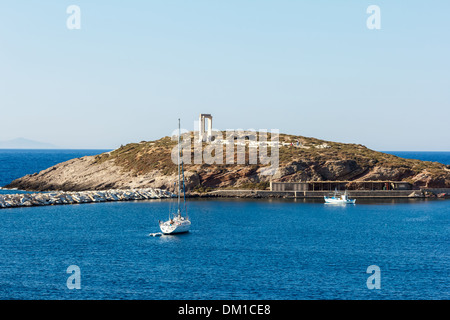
[324,197,356,204]
[160,220,191,234]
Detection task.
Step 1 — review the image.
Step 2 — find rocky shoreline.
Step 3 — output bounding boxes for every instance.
[0,188,174,209]
[2,186,448,209]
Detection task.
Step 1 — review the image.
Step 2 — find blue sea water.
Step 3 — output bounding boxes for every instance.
[0,149,110,193]
[0,150,449,300]
[383,151,450,165]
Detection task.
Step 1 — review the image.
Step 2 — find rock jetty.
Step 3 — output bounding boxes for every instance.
[0,188,174,209]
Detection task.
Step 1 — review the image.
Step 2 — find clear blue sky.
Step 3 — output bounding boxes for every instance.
[0,1,449,150]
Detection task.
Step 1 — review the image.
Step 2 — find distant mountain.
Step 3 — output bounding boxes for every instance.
[0,138,58,149]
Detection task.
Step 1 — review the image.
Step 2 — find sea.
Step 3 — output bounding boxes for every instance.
[0,149,449,300]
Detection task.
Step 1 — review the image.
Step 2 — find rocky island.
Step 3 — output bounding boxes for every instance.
[5,132,450,197]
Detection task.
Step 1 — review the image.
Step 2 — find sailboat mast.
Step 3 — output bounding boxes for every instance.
[177,118,181,217]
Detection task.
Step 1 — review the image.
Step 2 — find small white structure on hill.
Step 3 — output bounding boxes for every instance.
[199,113,213,142]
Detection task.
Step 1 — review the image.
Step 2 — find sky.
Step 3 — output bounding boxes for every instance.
[0,1,449,150]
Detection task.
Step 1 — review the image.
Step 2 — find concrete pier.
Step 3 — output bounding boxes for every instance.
[204,189,448,199]
[0,188,174,209]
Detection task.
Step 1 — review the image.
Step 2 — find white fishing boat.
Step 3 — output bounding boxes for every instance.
[324,190,356,204]
[159,119,191,235]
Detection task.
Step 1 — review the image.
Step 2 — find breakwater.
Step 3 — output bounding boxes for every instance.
[0,188,174,209]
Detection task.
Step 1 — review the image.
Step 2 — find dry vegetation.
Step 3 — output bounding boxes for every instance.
[92,131,449,189]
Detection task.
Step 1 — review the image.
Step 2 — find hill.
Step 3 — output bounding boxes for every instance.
[5,132,450,191]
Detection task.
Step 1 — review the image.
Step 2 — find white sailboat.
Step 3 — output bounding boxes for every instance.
[159,119,191,235]
[324,189,356,204]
